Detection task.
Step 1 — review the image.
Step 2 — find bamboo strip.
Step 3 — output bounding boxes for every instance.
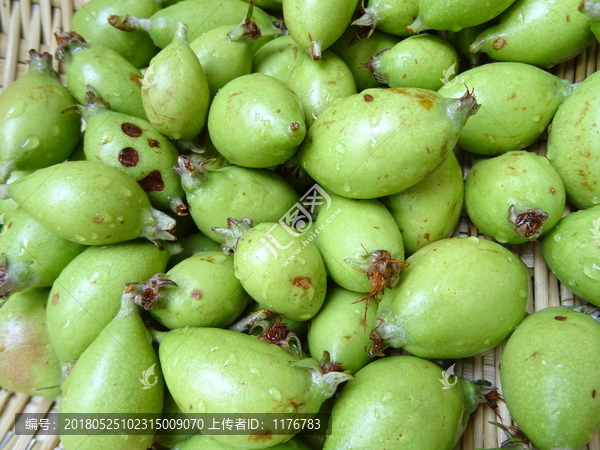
[0,394,30,443]
[12,397,53,450]
[2,0,21,87]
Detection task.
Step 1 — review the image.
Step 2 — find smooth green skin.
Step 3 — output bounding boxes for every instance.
[445,23,487,68]
[500,307,600,450]
[160,327,338,448]
[547,70,600,209]
[288,50,357,128]
[360,0,419,36]
[181,165,299,244]
[62,41,147,120]
[0,288,61,400]
[190,24,254,98]
[208,73,306,168]
[167,231,222,269]
[330,27,401,91]
[439,62,573,155]
[149,251,249,328]
[376,237,530,359]
[324,356,481,450]
[252,35,302,84]
[469,0,594,68]
[142,24,210,141]
[174,435,311,450]
[297,87,476,199]
[0,208,86,297]
[82,103,184,212]
[369,34,459,90]
[146,0,278,49]
[235,222,327,321]
[0,53,80,179]
[70,0,161,68]
[59,295,163,450]
[307,285,378,373]
[409,0,516,32]
[465,151,566,244]
[9,161,170,245]
[313,193,404,293]
[283,0,360,59]
[46,240,171,364]
[0,171,31,216]
[381,151,463,255]
[541,207,600,306]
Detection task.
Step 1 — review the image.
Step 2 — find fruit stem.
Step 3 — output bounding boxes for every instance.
[310,41,322,61]
[406,15,428,34]
[172,155,213,191]
[108,15,150,33]
[446,86,480,124]
[169,197,188,216]
[351,2,377,40]
[229,309,274,333]
[54,31,88,61]
[27,50,58,78]
[362,49,389,84]
[211,217,254,255]
[227,0,263,42]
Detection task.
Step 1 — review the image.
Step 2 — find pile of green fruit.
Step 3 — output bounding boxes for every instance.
[0,0,599,449]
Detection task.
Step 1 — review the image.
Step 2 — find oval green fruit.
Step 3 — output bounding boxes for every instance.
[296,87,479,199]
[373,237,530,358]
[252,35,302,84]
[500,307,600,450]
[351,0,419,37]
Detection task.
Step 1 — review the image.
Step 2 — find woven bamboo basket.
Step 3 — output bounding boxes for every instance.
[1,0,600,449]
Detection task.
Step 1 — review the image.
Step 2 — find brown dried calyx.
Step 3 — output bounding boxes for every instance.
[54,31,88,60]
[345,249,409,323]
[508,204,549,240]
[126,273,177,310]
[251,316,303,357]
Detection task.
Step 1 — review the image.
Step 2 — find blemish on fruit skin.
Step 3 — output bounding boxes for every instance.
[493,38,506,50]
[121,122,142,137]
[118,147,139,167]
[593,390,597,398]
[51,293,59,305]
[293,277,312,290]
[6,222,13,229]
[130,73,142,87]
[550,187,556,195]
[147,139,160,148]
[93,217,104,223]
[364,94,374,102]
[138,170,164,192]
[290,122,300,131]
[248,430,273,441]
[554,316,568,321]
[190,289,204,300]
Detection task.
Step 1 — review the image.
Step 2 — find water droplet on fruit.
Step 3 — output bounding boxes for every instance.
[335,163,340,171]
[519,289,527,298]
[467,236,479,245]
[74,235,86,242]
[567,279,577,287]
[90,233,98,240]
[21,136,40,150]
[553,234,562,243]
[268,388,282,401]
[210,346,219,352]
[373,409,382,419]
[298,313,312,320]
[297,257,306,265]
[95,175,113,189]
[51,126,60,136]
[6,102,26,119]
[263,120,272,128]
[56,226,62,231]
[196,401,207,413]
[223,353,237,367]
[487,135,496,144]
[380,392,394,402]
[336,144,347,154]
[532,115,541,122]
[342,183,351,193]
[121,189,133,198]
[583,262,600,281]
[591,197,600,205]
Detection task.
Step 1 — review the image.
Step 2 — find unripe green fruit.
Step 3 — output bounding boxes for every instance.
[252,35,302,84]
[351,0,419,37]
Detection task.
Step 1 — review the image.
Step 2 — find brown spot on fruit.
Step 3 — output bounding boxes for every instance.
[290,122,300,131]
[248,431,273,442]
[6,222,13,229]
[293,277,312,290]
[276,109,281,113]
[593,390,597,398]
[554,316,568,321]
[118,147,139,167]
[190,289,204,300]
[550,187,556,195]
[138,170,164,192]
[51,293,59,305]
[493,38,506,50]
[567,14,571,22]
[121,122,143,137]
[147,139,160,148]
[364,94,374,102]
[93,217,104,223]
[189,405,193,410]
[130,73,142,87]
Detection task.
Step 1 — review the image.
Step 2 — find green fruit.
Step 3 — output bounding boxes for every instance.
[283,0,360,59]
[46,240,173,364]
[312,193,405,294]
[174,156,299,243]
[8,160,176,246]
[330,27,401,91]
[81,88,185,214]
[0,288,61,399]
[469,0,594,68]
[324,356,487,449]
[215,219,328,322]
[373,237,530,358]
[408,0,517,32]
[56,31,147,120]
[307,285,378,373]
[0,207,86,298]
[0,171,32,217]
[252,35,303,84]
[351,0,419,37]
[109,0,278,49]
[288,49,357,128]
[143,251,250,328]
[208,73,306,168]
[70,0,161,68]
[59,289,164,450]
[381,151,463,255]
[365,33,459,90]
[444,23,487,67]
[547,70,600,209]
[159,326,351,448]
[142,22,210,141]
[438,62,573,155]
[174,435,311,449]
[465,151,566,244]
[541,206,600,306]
[167,231,222,269]
[296,88,479,199]
[0,51,81,182]
[500,307,600,450]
